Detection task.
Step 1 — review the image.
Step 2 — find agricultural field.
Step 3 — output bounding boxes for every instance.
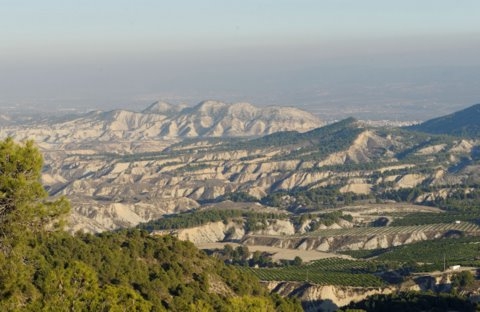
[239,208,480,286]
[295,222,480,237]
[342,237,480,272]
[390,212,479,226]
[240,258,385,287]
[243,237,480,287]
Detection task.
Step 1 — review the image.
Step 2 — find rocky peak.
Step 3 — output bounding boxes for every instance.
[142,101,186,116]
[190,100,227,115]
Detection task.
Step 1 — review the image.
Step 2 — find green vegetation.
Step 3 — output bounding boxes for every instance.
[0,137,70,244]
[219,191,259,203]
[291,211,353,230]
[298,222,480,238]
[118,151,170,162]
[341,291,478,312]
[175,163,212,173]
[0,138,302,311]
[208,245,303,268]
[451,270,476,290]
[241,258,385,287]
[224,117,363,161]
[168,137,236,151]
[273,118,364,162]
[343,237,480,272]
[262,187,371,211]
[138,209,289,232]
[434,188,480,211]
[390,212,479,226]
[373,184,480,212]
[409,103,480,138]
[19,230,301,311]
[139,206,354,235]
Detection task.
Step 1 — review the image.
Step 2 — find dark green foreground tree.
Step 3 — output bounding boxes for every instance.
[0,138,69,239]
[0,138,301,311]
[0,138,70,308]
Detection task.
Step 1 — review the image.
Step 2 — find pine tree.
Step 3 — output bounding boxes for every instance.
[0,137,69,243]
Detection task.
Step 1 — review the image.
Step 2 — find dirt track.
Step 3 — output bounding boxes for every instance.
[196,242,352,262]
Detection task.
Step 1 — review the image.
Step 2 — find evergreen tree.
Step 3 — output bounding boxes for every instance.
[0,137,69,241]
[0,138,303,311]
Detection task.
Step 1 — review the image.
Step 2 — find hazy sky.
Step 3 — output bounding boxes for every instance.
[1,0,480,120]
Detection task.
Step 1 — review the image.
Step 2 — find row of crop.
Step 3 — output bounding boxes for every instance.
[344,237,480,265]
[305,258,369,272]
[302,222,480,237]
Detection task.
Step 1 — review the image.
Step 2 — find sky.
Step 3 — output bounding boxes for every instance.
[1,0,480,120]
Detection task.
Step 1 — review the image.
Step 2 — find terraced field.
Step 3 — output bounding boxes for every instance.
[245,222,480,240]
[304,222,480,237]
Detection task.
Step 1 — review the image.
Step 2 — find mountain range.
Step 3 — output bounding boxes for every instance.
[3,100,480,309]
[1,100,323,154]
[1,101,480,234]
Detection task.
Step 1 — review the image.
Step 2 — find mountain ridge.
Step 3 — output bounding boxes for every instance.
[2,100,323,153]
[410,103,480,137]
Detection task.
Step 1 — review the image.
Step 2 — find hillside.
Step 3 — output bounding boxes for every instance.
[1,229,302,311]
[410,103,480,137]
[4,107,480,310]
[3,104,480,236]
[27,116,479,233]
[0,138,301,311]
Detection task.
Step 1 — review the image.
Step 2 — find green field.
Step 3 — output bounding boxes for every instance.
[244,237,480,286]
[342,237,480,271]
[390,212,479,226]
[240,258,385,287]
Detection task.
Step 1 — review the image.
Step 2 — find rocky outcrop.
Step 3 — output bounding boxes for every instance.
[395,174,426,189]
[265,274,463,312]
[161,221,245,245]
[266,281,398,311]
[155,219,296,245]
[68,196,199,233]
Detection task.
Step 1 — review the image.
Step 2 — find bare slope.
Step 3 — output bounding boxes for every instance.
[2,100,323,153]
[4,105,480,234]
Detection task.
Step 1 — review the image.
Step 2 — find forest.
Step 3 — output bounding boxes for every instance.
[0,138,301,311]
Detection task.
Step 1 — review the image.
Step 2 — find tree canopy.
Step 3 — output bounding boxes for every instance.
[0,138,301,311]
[0,137,69,235]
